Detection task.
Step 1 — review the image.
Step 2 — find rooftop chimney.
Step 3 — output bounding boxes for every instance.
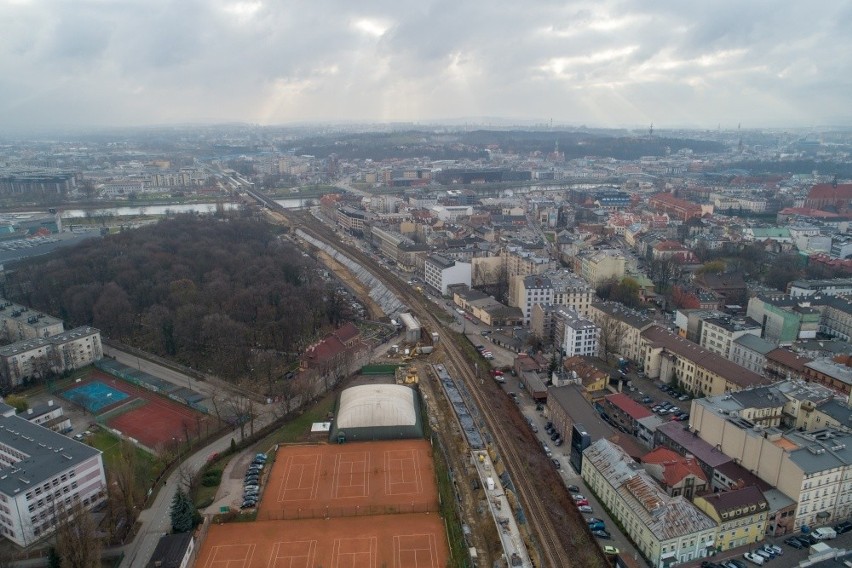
[48,400,54,407]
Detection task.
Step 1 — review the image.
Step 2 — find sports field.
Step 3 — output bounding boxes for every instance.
[198,511,449,568]
[257,440,439,520]
[59,372,211,450]
[198,440,449,568]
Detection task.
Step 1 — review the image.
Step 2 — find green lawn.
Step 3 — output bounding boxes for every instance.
[87,429,162,488]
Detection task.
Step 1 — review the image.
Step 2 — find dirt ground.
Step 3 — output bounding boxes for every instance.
[315,249,385,320]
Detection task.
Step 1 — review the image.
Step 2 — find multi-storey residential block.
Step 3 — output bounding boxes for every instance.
[748,293,852,343]
[0,401,107,547]
[0,327,103,389]
[803,359,852,396]
[548,270,594,316]
[335,206,368,234]
[640,326,771,396]
[582,439,718,567]
[557,308,599,358]
[789,278,852,298]
[642,447,709,500]
[730,334,776,374]
[577,249,626,287]
[0,300,64,341]
[699,316,761,359]
[588,301,654,364]
[690,397,852,531]
[648,193,704,221]
[511,275,553,325]
[423,254,471,296]
[693,487,768,552]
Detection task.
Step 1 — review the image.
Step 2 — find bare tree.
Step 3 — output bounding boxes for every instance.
[109,440,142,526]
[597,314,627,363]
[53,499,102,568]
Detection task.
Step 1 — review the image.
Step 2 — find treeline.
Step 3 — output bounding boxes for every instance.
[4,215,332,379]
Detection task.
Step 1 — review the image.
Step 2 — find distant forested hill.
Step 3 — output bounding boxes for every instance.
[4,215,330,379]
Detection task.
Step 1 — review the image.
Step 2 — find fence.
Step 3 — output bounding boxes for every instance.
[257,501,436,521]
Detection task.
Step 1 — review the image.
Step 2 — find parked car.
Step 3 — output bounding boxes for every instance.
[567,485,580,493]
[554,438,563,446]
[577,505,593,513]
[783,537,804,549]
[587,521,605,531]
[753,548,773,560]
[603,546,619,556]
[574,499,590,507]
[678,394,690,401]
[722,560,746,568]
[798,533,818,545]
[244,484,259,491]
[591,530,611,539]
[551,458,560,469]
[585,517,604,524]
[550,432,560,441]
[240,500,257,509]
[764,544,782,555]
[571,494,586,501]
[834,520,852,534]
[742,552,764,565]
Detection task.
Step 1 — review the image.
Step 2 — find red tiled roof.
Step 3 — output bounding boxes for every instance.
[765,348,812,372]
[303,335,345,365]
[642,447,708,487]
[605,393,653,420]
[807,183,852,199]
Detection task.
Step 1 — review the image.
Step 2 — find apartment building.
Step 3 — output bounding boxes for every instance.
[0,300,64,341]
[803,359,852,396]
[642,447,709,500]
[423,254,471,296]
[335,206,368,234]
[503,247,554,301]
[557,308,599,358]
[549,270,594,316]
[0,402,107,547]
[640,326,771,396]
[699,316,761,359]
[730,335,776,375]
[582,439,718,567]
[690,397,852,530]
[789,278,852,298]
[693,487,769,552]
[0,327,103,389]
[577,249,626,287]
[511,275,553,325]
[588,301,654,364]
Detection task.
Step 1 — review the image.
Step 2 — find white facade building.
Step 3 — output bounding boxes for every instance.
[423,254,471,296]
[0,401,106,547]
[517,275,554,325]
[557,308,600,358]
[0,327,103,389]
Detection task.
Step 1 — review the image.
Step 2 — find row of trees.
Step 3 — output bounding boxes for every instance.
[4,215,338,380]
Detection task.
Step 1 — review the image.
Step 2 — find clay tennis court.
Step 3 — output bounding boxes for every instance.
[257,440,439,520]
[197,514,449,568]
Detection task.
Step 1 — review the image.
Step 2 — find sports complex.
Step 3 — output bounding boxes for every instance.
[196,384,450,568]
[56,360,213,450]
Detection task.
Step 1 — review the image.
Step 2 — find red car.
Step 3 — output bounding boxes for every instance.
[575,499,590,507]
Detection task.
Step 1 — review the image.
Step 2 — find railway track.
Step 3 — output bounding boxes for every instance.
[271,207,578,567]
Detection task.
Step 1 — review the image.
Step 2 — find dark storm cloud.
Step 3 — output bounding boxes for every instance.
[0,0,850,129]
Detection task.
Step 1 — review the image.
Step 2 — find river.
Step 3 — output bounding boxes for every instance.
[58,198,311,219]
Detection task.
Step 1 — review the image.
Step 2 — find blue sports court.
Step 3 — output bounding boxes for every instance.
[62,380,130,413]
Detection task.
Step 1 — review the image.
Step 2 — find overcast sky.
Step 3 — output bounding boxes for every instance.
[1,1,850,132]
